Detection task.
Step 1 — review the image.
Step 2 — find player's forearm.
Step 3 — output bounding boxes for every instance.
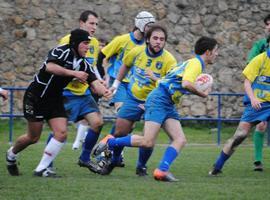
[182,81,207,98]
[46,62,76,77]
[116,64,129,82]
[244,79,256,101]
[96,51,106,78]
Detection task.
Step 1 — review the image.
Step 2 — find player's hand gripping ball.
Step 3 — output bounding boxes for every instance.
[195,73,213,92]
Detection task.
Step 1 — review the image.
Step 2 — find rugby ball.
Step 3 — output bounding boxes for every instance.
[195,73,213,92]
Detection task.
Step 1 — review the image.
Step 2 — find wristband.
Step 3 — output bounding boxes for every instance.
[112,79,121,89]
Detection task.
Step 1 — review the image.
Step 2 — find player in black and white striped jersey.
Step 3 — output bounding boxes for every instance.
[5,29,112,178]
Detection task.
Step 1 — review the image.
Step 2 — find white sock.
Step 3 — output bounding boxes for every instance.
[73,124,89,145]
[7,146,17,161]
[35,138,64,172]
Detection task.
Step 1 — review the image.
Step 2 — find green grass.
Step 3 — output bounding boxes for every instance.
[0,119,269,200]
[0,118,252,144]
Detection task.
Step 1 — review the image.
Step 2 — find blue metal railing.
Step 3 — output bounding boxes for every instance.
[0,87,245,145]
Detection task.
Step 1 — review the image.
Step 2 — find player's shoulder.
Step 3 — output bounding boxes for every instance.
[129,45,146,56]
[163,49,177,61]
[251,51,268,63]
[111,33,130,42]
[51,44,70,52]
[90,37,99,46]
[253,38,267,46]
[59,34,71,45]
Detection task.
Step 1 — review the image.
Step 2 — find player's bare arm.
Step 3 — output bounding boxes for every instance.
[182,80,209,98]
[244,78,261,110]
[110,64,130,92]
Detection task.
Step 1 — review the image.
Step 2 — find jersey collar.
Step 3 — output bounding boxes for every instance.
[145,46,164,58]
[130,32,144,45]
[195,55,205,71]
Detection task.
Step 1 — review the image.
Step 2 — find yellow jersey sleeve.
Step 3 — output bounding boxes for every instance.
[101,35,123,59]
[59,34,70,45]
[123,46,143,67]
[242,53,265,82]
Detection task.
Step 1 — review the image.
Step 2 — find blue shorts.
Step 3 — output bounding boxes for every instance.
[241,102,270,123]
[109,77,128,106]
[117,93,145,121]
[64,95,99,122]
[145,87,180,125]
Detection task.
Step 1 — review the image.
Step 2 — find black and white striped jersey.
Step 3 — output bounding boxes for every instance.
[27,44,97,99]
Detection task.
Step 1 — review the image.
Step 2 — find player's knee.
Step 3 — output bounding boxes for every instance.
[179,137,187,147]
[256,122,267,132]
[114,127,129,137]
[173,136,187,149]
[90,118,104,133]
[54,130,68,142]
[142,139,155,148]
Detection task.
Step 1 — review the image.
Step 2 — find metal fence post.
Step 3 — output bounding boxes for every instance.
[217,94,222,146]
[8,89,14,144]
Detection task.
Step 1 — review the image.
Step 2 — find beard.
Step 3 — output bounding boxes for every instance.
[148,44,163,55]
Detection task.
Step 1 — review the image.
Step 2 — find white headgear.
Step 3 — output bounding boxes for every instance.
[135,11,155,33]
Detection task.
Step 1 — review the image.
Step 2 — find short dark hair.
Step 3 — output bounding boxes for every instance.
[264,14,270,25]
[194,36,217,55]
[79,10,98,22]
[145,24,168,42]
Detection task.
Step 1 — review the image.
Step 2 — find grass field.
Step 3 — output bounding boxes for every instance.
[1,119,270,200]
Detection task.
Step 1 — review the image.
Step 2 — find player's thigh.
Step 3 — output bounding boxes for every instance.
[143,121,161,144]
[163,118,186,142]
[84,112,103,130]
[255,121,267,132]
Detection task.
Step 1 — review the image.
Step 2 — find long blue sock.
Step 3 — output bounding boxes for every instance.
[214,151,230,170]
[109,124,116,135]
[111,146,124,164]
[158,146,178,172]
[108,124,116,151]
[136,147,153,168]
[46,133,54,168]
[80,129,99,162]
[108,135,132,148]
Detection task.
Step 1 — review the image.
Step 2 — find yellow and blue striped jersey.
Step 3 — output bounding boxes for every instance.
[102,32,144,82]
[243,51,270,103]
[158,55,205,104]
[124,45,177,101]
[59,34,100,96]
